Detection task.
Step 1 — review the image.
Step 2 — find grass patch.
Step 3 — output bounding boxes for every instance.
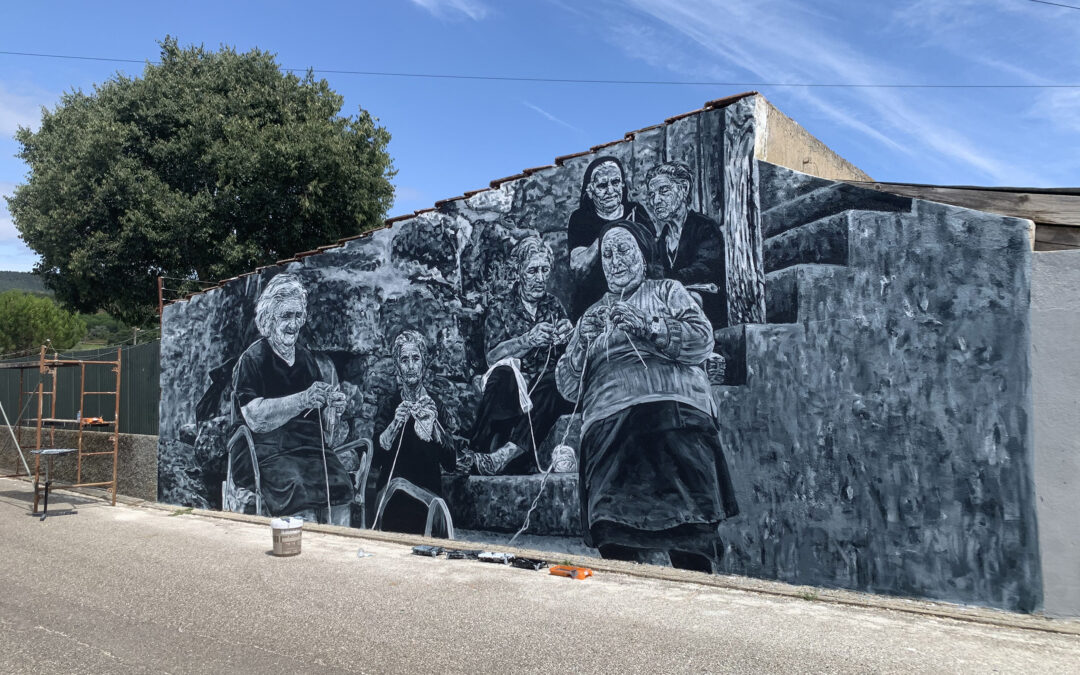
[798,590,820,602]
[169,507,194,517]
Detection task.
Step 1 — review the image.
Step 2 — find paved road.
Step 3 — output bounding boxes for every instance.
[1,478,1078,674]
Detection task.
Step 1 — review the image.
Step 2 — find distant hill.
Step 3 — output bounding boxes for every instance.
[0,271,51,296]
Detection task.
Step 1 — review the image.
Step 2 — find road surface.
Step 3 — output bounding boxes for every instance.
[1,477,1077,674]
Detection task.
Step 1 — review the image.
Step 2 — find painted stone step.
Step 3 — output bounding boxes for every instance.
[713,323,806,386]
[765,263,850,324]
[441,472,580,536]
[758,161,835,212]
[764,211,853,273]
[762,181,912,239]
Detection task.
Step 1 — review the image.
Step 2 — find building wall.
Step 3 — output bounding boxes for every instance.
[717,164,1040,612]
[158,97,1042,612]
[754,98,872,182]
[1031,251,1080,617]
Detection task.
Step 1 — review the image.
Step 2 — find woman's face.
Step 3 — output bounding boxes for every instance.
[519,252,552,303]
[601,228,645,294]
[396,342,424,387]
[586,162,623,215]
[269,297,306,350]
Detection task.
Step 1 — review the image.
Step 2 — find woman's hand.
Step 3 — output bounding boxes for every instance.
[579,306,608,343]
[300,381,331,410]
[380,400,413,451]
[413,396,438,424]
[554,318,574,345]
[610,302,647,337]
[392,400,413,426]
[524,321,557,347]
[328,388,348,414]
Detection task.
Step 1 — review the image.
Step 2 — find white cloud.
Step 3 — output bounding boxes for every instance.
[0,182,19,242]
[0,241,38,272]
[1034,89,1080,135]
[410,0,490,21]
[594,0,1044,184]
[394,185,427,203]
[522,100,583,134]
[0,83,51,136]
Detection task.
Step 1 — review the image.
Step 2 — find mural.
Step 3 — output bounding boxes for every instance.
[160,96,1042,611]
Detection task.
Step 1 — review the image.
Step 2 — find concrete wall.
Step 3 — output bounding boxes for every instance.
[754,98,872,182]
[0,428,158,501]
[1031,251,1080,617]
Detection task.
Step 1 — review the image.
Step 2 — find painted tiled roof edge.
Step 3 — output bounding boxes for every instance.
[165,92,758,306]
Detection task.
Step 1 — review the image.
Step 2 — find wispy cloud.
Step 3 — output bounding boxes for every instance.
[0,242,37,272]
[0,182,38,270]
[522,100,583,134]
[1,182,21,242]
[410,0,490,21]
[0,83,49,136]
[588,0,1065,185]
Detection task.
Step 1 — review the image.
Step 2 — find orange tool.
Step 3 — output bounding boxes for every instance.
[549,565,593,580]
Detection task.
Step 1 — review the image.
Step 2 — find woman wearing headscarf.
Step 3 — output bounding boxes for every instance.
[231,273,354,525]
[371,330,456,536]
[567,156,652,320]
[555,219,739,572]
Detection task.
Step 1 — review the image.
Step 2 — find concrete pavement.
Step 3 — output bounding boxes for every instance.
[1,476,1078,674]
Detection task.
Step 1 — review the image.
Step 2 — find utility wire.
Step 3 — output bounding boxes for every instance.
[1028,0,1080,10]
[1,49,1079,89]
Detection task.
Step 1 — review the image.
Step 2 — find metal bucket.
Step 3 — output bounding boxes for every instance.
[270,517,303,556]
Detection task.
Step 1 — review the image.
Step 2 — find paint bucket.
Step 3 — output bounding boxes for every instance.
[270,517,303,556]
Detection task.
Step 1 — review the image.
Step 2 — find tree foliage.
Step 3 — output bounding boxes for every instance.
[0,291,86,353]
[80,311,138,345]
[8,37,395,324]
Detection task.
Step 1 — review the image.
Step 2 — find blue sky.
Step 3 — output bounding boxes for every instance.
[2,0,1078,272]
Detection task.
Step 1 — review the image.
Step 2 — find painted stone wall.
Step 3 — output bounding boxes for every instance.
[714,163,1041,611]
[159,97,1041,612]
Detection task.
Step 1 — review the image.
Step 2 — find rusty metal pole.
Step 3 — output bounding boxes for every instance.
[110,348,122,506]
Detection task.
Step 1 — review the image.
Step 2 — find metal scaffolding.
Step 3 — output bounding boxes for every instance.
[0,345,122,508]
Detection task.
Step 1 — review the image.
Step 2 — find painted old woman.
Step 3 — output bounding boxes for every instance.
[555,219,739,572]
[231,273,353,525]
[567,155,652,319]
[371,330,456,536]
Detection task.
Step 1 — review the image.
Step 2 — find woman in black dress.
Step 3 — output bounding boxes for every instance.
[231,273,353,525]
[372,330,456,536]
[567,156,652,320]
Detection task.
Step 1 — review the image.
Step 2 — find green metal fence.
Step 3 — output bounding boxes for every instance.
[0,341,160,436]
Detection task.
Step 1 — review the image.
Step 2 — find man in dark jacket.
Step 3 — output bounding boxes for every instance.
[645,161,728,330]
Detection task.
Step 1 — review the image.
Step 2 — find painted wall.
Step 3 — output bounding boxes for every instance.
[159,96,1042,612]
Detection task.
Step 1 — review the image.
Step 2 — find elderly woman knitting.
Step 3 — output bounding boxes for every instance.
[371,330,456,536]
[555,219,739,572]
[231,273,354,525]
[469,234,573,475]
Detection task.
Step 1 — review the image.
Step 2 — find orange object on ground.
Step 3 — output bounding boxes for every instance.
[81,417,107,425]
[549,565,593,580]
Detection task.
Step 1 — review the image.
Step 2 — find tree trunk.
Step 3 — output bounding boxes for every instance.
[722,98,766,325]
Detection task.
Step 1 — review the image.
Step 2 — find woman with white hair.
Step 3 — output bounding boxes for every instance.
[469,234,573,475]
[231,273,353,525]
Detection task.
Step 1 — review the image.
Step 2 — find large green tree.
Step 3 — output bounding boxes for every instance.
[8,37,395,324]
[0,291,86,353]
